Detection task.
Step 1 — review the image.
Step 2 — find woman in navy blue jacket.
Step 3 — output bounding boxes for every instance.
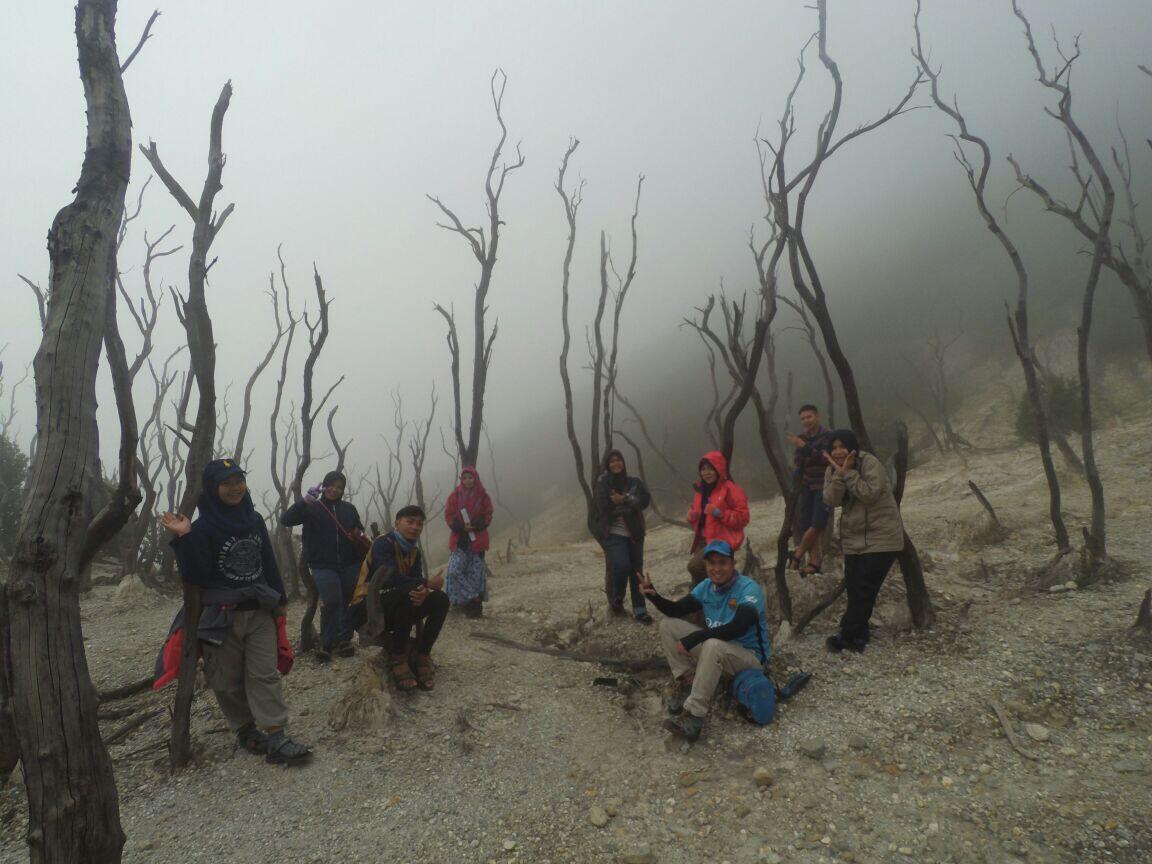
[280,470,368,661]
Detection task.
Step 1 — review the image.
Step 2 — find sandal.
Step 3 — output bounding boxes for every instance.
[236,723,270,755]
[413,654,435,691]
[787,552,804,571]
[264,730,312,766]
[390,655,418,691]
[800,563,822,577]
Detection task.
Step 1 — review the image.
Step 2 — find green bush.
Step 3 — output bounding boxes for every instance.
[0,434,29,560]
[1015,373,1085,442]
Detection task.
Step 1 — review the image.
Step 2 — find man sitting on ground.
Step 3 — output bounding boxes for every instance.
[352,505,447,691]
[787,403,834,576]
[640,540,771,742]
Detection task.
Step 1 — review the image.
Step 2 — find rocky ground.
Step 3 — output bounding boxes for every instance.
[2,409,1150,864]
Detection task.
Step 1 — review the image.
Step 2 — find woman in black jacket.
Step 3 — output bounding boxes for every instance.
[162,458,311,765]
[280,470,368,661]
[593,449,653,623]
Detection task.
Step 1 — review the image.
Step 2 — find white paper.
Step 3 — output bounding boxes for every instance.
[460,507,477,541]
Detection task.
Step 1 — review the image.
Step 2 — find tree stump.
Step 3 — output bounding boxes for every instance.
[328,650,395,736]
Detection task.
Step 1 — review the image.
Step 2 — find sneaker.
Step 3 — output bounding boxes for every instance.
[845,637,868,654]
[634,612,654,625]
[264,731,312,765]
[315,648,333,664]
[335,641,356,658]
[666,676,693,715]
[609,600,626,618]
[662,712,704,742]
[236,724,270,755]
[825,633,847,653]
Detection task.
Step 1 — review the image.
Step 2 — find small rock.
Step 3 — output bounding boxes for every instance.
[619,845,657,864]
[1048,584,1073,594]
[759,853,784,864]
[753,767,774,787]
[847,734,868,751]
[1023,723,1050,743]
[502,840,517,851]
[677,771,698,787]
[589,806,610,828]
[799,739,827,760]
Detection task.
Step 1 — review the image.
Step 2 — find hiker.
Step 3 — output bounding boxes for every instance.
[639,539,771,742]
[353,505,448,691]
[822,429,905,653]
[787,404,835,576]
[160,459,311,765]
[444,466,494,618]
[280,469,369,662]
[593,448,653,623]
[686,450,750,585]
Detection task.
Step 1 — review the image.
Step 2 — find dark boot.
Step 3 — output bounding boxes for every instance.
[662,712,704,742]
[666,675,693,715]
[236,723,270,755]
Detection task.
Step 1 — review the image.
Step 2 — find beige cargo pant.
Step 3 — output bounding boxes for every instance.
[659,617,762,718]
[201,609,289,731]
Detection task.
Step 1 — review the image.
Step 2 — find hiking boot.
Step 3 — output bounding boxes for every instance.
[634,612,654,625]
[609,600,626,618]
[335,641,356,658]
[666,676,693,715]
[825,633,847,653]
[264,731,312,766]
[236,723,270,755]
[662,712,704,742]
[845,637,868,654]
[315,647,333,664]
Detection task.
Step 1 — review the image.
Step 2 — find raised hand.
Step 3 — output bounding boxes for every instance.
[160,511,191,537]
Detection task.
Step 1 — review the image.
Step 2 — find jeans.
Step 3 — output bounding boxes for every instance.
[311,563,362,650]
[838,551,899,642]
[602,534,647,614]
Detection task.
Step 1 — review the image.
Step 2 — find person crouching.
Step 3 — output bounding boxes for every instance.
[640,540,771,742]
[353,505,448,691]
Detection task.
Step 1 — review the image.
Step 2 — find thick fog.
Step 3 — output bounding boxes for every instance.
[2,0,1149,531]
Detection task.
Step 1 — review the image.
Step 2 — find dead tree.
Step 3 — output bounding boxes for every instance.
[430,69,524,468]
[233,276,286,461]
[408,388,438,531]
[370,390,407,527]
[779,294,835,427]
[290,265,343,651]
[1006,0,1115,571]
[555,140,653,605]
[2,0,137,857]
[267,248,302,587]
[912,0,1070,553]
[327,406,351,474]
[140,82,236,771]
[140,80,234,517]
[762,0,934,627]
[613,427,687,528]
[911,323,972,451]
[0,359,29,443]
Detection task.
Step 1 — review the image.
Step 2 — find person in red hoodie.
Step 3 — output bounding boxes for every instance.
[685,450,750,585]
[444,466,495,618]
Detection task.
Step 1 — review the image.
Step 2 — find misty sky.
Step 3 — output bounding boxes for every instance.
[2,0,1149,519]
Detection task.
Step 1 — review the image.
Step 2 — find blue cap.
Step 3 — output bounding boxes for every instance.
[702,540,734,559]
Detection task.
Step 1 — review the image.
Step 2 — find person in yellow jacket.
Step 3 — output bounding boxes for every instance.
[822,429,905,653]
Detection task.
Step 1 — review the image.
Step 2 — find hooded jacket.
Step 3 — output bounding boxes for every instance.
[822,449,905,555]
[592,450,651,541]
[686,450,750,551]
[445,467,495,553]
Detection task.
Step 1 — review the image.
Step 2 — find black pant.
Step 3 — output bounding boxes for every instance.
[839,551,898,642]
[379,588,450,655]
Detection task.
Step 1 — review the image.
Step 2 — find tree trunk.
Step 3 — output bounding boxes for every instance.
[168,585,201,771]
[3,2,131,858]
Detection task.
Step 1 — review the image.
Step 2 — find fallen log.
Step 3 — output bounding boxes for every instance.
[97,675,155,703]
[792,578,847,636]
[469,631,665,672]
[105,708,164,746]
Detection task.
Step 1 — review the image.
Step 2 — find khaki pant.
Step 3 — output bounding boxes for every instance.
[659,617,762,718]
[202,609,289,731]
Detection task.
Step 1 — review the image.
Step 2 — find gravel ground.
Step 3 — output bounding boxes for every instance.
[2,406,1150,864]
